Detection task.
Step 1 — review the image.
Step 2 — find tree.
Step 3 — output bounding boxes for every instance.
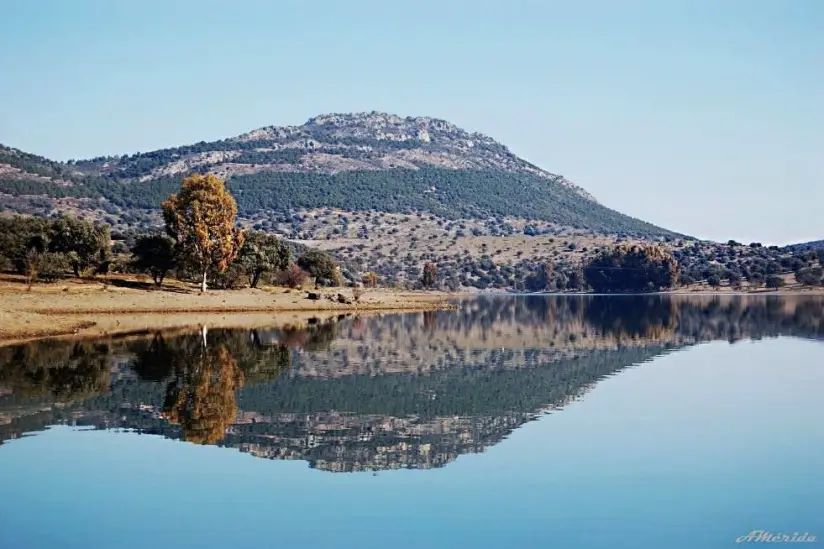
[131,235,176,287]
[0,216,49,274]
[524,262,553,292]
[748,272,765,289]
[297,249,339,287]
[707,274,722,289]
[47,215,110,277]
[237,231,291,288]
[765,275,785,289]
[162,174,244,292]
[565,265,585,291]
[795,268,822,286]
[421,262,438,288]
[583,244,678,293]
[362,271,379,288]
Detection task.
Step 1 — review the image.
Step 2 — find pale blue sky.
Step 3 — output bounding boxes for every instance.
[1,0,822,244]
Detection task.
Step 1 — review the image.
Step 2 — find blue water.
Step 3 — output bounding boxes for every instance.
[0,296,822,548]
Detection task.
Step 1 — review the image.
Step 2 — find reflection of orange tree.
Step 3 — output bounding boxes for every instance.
[163,344,245,445]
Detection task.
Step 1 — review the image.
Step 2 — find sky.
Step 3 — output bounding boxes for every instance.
[1,0,822,245]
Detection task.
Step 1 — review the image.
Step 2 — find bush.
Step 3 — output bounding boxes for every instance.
[765,275,785,289]
[278,264,309,289]
[707,274,722,289]
[209,263,247,290]
[35,252,71,282]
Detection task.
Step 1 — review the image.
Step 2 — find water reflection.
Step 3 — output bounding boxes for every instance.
[1,295,823,471]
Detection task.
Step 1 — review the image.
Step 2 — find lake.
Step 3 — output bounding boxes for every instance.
[1,295,822,549]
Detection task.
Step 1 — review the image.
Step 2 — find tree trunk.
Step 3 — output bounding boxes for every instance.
[251,271,261,288]
[201,270,208,293]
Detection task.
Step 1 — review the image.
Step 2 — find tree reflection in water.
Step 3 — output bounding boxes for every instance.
[162,338,244,445]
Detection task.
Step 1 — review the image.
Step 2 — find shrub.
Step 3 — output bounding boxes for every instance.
[209,263,247,290]
[278,264,310,289]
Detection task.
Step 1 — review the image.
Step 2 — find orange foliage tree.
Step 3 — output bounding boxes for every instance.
[162,174,244,292]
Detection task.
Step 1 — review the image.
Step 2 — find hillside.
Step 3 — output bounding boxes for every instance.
[0,112,675,237]
[787,240,824,251]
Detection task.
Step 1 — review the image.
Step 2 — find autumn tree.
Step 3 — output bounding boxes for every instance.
[131,235,176,287]
[162,174,244,292]
[237,231,291,288]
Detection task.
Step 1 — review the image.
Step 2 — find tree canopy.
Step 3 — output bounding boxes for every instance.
[162,174,244,292]
[237,231,291,288]
[131,234,176,287]
[584,244,679,293]
[297,249,339,287]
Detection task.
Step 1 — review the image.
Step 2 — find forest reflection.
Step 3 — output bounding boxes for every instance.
[1,295,823,466]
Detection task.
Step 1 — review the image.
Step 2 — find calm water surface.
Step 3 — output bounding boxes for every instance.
[1,295,823,549]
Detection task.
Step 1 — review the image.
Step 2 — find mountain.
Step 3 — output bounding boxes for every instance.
[0,112,677,238]
[786,240,824,251]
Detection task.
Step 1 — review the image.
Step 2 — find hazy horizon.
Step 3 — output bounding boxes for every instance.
[1,0,822,245]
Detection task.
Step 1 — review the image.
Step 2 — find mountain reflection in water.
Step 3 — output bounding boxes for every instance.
[1,295,823,472]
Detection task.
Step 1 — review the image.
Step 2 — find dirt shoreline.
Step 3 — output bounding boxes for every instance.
[0,276,457,346]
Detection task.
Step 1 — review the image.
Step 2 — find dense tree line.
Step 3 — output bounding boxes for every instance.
[0,165,677,238]
[0,215,110,280]
[583,244,679,293]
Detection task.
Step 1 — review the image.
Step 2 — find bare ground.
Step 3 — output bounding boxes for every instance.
[0,275,456,345]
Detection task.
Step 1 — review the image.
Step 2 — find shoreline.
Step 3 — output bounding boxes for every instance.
[3,275,823,346]
[0,276,457,346]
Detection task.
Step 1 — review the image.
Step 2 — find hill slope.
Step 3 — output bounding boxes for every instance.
[0,112,677,239]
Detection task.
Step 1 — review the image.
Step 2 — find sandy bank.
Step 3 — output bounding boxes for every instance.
[0,276,456,345]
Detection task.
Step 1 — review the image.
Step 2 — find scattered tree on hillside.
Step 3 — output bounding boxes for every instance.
[162,174,244,292]
[131,235,176,287]
[237,231,291,288]
[583,244,678,293]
